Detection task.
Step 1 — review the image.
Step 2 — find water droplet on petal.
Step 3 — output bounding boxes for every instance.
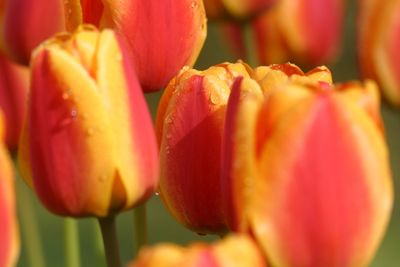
[71,109,78,119]
[210,92,220,105]
[86,128,95,136]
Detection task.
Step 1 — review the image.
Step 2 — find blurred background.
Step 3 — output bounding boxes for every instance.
[14,0,400,266]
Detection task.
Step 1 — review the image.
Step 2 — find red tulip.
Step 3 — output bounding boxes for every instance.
[64,0,208,92]
[18,26,159,217]
[156,62,253,234]
[0,52,28,150]
[0,112,19,267]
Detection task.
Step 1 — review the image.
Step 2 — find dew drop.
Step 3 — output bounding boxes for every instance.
[71,109,78,119]
[98,175,106,182]
[154,191,160,196]
[86,128,95,136]
[210,92,220,105]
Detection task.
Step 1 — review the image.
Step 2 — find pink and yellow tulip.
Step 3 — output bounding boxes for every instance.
[0,0,65,64]
[357,0,400,106]
[65,0,208,92]
[223,70,392,266]
[129,234,266,267]
[18,25,159,217]
[0,52,28,150]
[253,0,344,66]
[0,112,19,267]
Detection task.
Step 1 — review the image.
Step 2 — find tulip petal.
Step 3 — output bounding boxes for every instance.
[0,52,28,150]
[102,0,207,91]
[251,89,392,266]
[159,74,230,233]
[28,42,117,216]
[94,30,159,210]
[221,77,263,231]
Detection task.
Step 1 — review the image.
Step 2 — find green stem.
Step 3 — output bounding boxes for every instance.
[133,203,147,256]
[16,178,46,267]
[64,218,80,267]
[99,215,121,267]
[92,219,105,260]
[242,22,258,67]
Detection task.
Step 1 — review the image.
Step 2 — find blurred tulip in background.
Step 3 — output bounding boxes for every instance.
[203,0,276,20]
[65,0,208,92]
[357,0,400,106]
[18,25,159,217]
[130,234,266,267]
[0,0,65,64]
[253,0,344,66]
[0,52,28,150]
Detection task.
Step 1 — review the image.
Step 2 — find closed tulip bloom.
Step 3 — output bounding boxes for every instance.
[253,0,344,66]
[0,0,65,65]
[224,74,392,266]
[0,112,19,267]
[18,25,159,217]
[0,52,28,150]
[65,0,207,92]
[203,0,276,20]
[222,63,334,232]
[156,62,252,234]
[129,234,266,267]
[357,0,400,105]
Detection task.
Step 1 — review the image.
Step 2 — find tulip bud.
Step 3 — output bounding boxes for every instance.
[0,0,65,64]
[224,74,392,266]
[203,0,276,20]
[18,25,159,217]
[129,234,266,267]
[64,0,208,92]
[0,112,19,267]
[253,0,344,66]
[0,52,28,150]
[357,0,400,106]
[222,63,334,232]
[156,62,253,234]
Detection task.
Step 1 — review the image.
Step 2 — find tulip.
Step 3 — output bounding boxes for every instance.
[223,73,392,266]
[357,0,400,105]
[156,62,253,234]
[129,234,266,267]
[64,0,208,92]
[203,0,276,20]
[18,25,159,217]
[0,0,65,65]
[0,52,28,150]
[253,0,344,66]
[221,63,334,232]
[0,112,19,267]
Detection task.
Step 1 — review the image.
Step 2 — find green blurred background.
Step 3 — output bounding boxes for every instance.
[16,1,400,266]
